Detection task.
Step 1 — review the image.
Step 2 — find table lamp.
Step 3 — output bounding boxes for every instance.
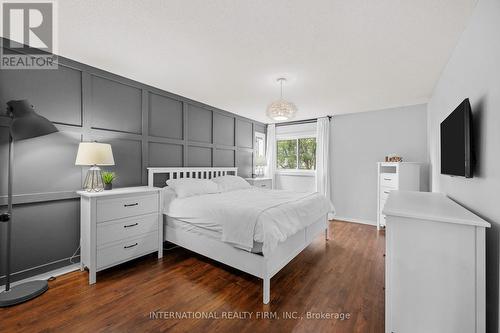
[75,142,115,192]
[0,99,58,307]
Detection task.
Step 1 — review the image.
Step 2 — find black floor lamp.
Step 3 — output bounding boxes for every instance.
[0,100,58,307]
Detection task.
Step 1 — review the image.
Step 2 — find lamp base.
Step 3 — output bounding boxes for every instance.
[83,165,104,192]
[0,280,48,307]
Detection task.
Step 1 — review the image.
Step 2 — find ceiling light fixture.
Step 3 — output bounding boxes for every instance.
[266,78,297,121]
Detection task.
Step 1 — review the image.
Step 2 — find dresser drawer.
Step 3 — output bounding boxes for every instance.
[97,232,158,270]
[96,194,158,222]
[97,213,158,246]
[380,187,393,203]
[379,213,386,226]
[380,173,398,189]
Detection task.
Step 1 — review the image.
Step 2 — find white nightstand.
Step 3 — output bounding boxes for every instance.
[245,177,273,189]
[77,186,163,284]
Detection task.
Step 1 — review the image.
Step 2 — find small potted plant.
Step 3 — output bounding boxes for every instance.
[101,171,117,190]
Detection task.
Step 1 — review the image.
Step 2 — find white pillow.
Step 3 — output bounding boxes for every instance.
[162,187,177,210]
[212,175,251,192]
[166,178,219,198]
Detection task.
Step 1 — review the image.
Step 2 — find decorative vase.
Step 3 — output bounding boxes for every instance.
[104,183,113,191]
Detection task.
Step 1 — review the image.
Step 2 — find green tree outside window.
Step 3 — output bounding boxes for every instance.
[277,139,297,169]
[298,138,316,169]
[277,137,316,170]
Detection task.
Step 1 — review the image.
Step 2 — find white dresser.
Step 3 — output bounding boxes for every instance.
[377,162,422,229]
[384,191,490,333]
[245,177,273,189]
[77,187,163,284]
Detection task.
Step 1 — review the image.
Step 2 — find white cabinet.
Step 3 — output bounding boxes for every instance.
[245,177,273,189]
[384,191,489,333]
[78,187,163,284]
[377,162,423,229]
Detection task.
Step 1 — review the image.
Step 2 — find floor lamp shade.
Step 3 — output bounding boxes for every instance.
[0,100,58,307]
[8,100,58,140]
[75,142,115,192]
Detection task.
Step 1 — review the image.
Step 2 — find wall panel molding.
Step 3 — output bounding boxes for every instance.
[0,36,265,284]
[0,191,79,206]
[89,75,143,134]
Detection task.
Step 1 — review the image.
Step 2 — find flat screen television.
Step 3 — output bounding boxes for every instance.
[440,98,473,178]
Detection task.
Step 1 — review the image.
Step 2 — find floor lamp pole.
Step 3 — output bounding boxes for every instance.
[4,134,13,291]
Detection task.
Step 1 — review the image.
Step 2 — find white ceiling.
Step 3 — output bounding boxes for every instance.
[54,0,476,123]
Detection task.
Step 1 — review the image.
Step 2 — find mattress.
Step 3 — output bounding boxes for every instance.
[166,216,263,253]
[163,187,333,256]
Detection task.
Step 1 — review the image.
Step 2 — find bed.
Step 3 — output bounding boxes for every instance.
[147,167,333,304]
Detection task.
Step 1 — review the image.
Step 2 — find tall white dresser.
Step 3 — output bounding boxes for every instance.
[383,191,490,333]
[78,187,163,284]
[377,162,423,230]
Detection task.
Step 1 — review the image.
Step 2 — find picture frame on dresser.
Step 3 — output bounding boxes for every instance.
[77,187,163,284]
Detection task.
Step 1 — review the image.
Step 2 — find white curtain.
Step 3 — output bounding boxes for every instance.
[316,117,333,218]
[265,124,277,188]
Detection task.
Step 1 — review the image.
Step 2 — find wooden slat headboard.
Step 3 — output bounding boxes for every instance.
[147,167,238,187]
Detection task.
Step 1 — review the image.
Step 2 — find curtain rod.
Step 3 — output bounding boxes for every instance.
[274,115,332,127]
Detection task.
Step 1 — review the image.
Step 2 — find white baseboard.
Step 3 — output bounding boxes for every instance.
[333,216,377,226]
[0,263,80,292]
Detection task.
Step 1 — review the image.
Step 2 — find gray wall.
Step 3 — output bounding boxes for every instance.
[0,38,264,283]
[331,104,428,224]
[427,0,500,330]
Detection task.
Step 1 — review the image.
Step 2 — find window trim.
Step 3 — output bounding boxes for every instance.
[254,132,266,158]
[276,169,316,177]
[276,135,317,173]
[254,131,266,175]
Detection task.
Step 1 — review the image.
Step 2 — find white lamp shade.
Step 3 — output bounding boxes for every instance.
[75,142,115,166]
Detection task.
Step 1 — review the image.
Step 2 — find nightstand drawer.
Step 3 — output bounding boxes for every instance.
[380,173,398,189]
[97,213,158,246]
[96,194,158,222]
[97,232,158,270]
[246,178,272,189]
[255,180,272,189]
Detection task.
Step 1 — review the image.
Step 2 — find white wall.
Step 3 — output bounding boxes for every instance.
[331,104,428,225]
[427,0,500,330]
[275,174,316,192]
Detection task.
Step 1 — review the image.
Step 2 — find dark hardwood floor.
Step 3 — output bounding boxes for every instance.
[1,221,385,333]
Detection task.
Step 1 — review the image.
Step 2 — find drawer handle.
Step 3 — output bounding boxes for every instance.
[384,191,389,194]
[383,178,392,181]
[124,223,138,228]
[260,184,267,187]
[124,203,138,207]
[124,243,138,249]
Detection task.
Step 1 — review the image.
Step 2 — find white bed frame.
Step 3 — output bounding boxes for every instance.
[147,167,329,304]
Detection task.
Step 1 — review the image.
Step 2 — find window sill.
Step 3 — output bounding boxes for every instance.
[276,170,316,177]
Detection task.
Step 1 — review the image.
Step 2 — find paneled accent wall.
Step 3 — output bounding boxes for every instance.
[0,39,265,283]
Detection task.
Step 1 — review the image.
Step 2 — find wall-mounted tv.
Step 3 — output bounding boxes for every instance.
[440,98,473,178]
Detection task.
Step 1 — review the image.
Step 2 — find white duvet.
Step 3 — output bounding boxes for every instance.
[164,187,334,256]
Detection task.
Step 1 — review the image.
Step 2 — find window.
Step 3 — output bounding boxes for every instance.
[277,139,297,169]
[298,137,316,169]
[254,132,266,176]
[277,137,316,170]
[255,132,266,160]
